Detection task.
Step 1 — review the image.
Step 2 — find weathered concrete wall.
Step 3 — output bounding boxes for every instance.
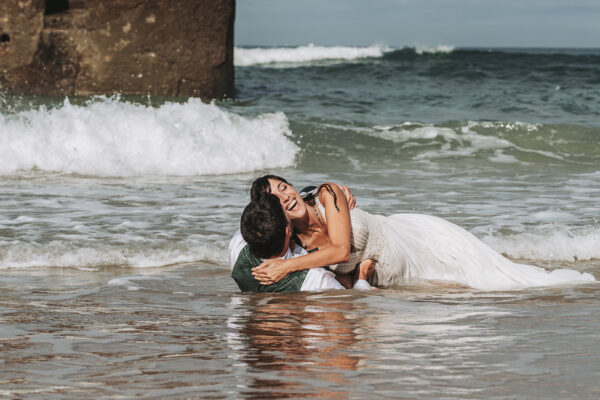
[0,0,235,98]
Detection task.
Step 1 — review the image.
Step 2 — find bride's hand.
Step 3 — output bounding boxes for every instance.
[252,259,291,285]
[339,185,357,210]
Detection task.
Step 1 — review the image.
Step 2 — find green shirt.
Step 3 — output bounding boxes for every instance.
[231,245,309,293]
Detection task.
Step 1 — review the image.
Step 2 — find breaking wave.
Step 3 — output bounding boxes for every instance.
[0,97,298,177]
[484,227,600,262]
[234,44,392,66]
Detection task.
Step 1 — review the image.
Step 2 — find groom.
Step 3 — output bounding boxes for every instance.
[229,192,346,292]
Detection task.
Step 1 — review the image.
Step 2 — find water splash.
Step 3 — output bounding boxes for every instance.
[0,97,298,177]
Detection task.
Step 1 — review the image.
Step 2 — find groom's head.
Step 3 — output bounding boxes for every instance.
[241,192,292,259]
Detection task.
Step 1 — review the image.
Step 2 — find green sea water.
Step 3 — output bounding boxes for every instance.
[0,46,599,398]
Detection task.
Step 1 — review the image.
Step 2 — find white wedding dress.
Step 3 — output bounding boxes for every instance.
[317,203,595,290]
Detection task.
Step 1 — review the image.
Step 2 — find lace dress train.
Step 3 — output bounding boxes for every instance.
[331,208,594,290]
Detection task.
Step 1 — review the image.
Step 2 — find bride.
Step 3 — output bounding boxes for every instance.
[250,175,595,290]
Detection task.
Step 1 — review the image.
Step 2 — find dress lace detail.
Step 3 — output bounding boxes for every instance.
[332,208,384,279]
[315,197,595,290]
[314,198,594,290]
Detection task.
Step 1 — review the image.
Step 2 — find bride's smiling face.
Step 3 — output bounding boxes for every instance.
[268,179,307,220]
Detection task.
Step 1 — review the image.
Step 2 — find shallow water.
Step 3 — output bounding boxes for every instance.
[1,46,600,398]
[2,264,599,399]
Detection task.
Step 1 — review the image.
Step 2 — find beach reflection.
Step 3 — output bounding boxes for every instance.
[227,293,361,399]
[226,288,527,399]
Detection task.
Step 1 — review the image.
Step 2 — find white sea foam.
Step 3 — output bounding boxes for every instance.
[234,44,391,66]
[0,97,298,177]
[107,275,162,291]
[414,45,455,55]
[475,121,540,132]
[0,240,226,270]
[373,124,515,160]
[484,228,600,262]
[370,121,561,162]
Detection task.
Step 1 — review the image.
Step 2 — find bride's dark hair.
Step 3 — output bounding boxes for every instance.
[250,174,341,249]
[250,174,290,201]
[250,174,340,211]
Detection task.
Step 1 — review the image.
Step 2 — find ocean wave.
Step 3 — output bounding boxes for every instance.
[415,45,455,55]
[0,97,298,177]
[483,227,600,262]
[0,240,226,270]
[234,44,457,66]
[234,44,392,66]
[367,121,594,162]
[381,46,456,60]
[3,228,597,270]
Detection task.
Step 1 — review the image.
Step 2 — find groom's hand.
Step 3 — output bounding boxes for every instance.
[252,259,290,285]
[339,185,357,210]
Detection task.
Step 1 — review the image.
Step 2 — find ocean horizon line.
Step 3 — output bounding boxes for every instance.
[236,43,600,49]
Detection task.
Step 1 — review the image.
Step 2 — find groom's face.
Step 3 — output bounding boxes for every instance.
[268,179,307,221]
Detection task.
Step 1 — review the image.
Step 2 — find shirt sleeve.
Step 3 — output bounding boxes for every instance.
[300,268,345,291]
[228,230,247,271]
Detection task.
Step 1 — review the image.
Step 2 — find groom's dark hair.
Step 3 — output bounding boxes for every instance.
[241,192,288,259]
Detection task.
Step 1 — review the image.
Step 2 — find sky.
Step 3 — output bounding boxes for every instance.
[236,0,600,48]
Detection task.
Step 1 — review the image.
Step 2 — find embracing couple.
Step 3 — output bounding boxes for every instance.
[229,175,595,293]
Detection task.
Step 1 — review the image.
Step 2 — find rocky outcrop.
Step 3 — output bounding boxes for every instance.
[0,0,234,98]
